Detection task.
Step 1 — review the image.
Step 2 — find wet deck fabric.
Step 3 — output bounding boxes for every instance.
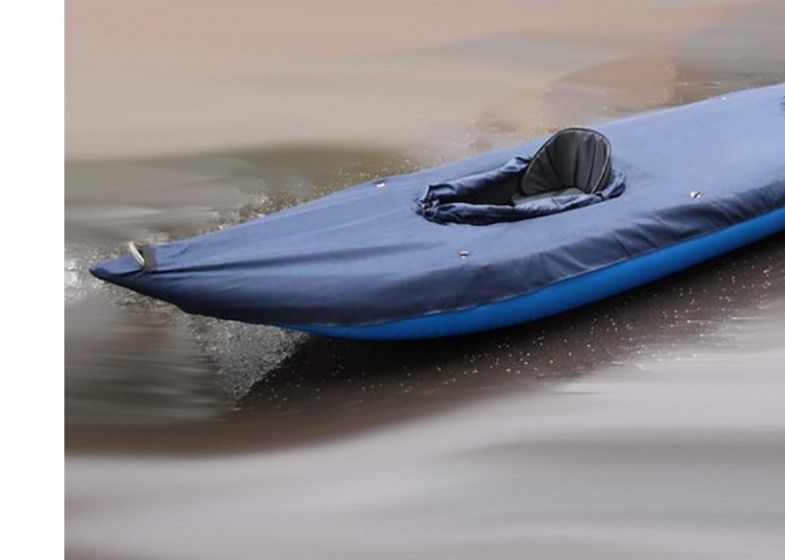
[92,84,785,329]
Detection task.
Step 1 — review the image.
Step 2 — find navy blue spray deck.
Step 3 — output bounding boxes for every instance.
[92,84,785,339]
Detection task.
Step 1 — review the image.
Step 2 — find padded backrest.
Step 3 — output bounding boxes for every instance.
[519,128,612,196]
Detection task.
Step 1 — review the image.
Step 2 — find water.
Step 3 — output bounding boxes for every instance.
[66,1,785,557]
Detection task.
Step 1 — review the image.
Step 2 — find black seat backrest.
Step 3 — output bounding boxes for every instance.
[519,128,612,197]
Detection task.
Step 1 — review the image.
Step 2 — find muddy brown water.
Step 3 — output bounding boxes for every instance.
[66,1,785,558]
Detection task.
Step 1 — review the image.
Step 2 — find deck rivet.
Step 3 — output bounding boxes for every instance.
[690,190,702,199]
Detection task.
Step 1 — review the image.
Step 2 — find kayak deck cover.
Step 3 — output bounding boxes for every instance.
[92,84,785,339]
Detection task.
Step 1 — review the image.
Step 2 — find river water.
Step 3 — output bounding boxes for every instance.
[66,1,785,558]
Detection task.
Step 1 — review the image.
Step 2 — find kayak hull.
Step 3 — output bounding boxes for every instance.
[283,205,785,339]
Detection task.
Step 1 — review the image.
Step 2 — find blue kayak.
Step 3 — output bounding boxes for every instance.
[92,84,785,340]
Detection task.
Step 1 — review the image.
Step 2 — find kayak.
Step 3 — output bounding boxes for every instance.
[91,83,785,340]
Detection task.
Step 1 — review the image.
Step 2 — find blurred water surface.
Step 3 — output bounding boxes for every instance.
[66,1,785,558]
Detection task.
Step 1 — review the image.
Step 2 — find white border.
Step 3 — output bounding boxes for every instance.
[0,0,64,556]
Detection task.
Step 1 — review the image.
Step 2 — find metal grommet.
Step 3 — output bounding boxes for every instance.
[690,190,702,199]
